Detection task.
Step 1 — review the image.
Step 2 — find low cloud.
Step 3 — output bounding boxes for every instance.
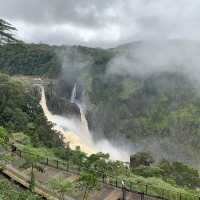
[107,40,200,84]
[1,0,200,47]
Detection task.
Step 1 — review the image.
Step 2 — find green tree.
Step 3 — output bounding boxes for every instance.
[0,19,17,44]
[78,172,100,200]
[71,146,87,169]
[86,152,109,171]
[0,127,11,170]
[130,152,155,168]
[49,178,73,200]
[159,160,200,189]
[0,126,9,146]
[11,132,31,145]
[22,146,43,191]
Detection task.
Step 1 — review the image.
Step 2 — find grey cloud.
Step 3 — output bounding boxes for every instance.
[1,0,200,47]
[0,0,120,28]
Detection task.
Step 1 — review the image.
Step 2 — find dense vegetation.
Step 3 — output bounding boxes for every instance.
[0,73,63,198]
[10,132,200,200]
[1,37,200,167]
[0,179,42,200]
[1,23,200,198]
[0,43,61,77]
[0,67,200,199]
[0,73,63,147]
[85,71,200,165]
[41,42,200,167]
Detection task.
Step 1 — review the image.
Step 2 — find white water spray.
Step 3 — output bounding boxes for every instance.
[70,83,94,148]
[70,82,77,103]
[39,84,133,161]
[39,85,94,154]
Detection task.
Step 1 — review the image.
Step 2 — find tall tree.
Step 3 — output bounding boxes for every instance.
[0,19,17,44]
[0,127,11,170]
[22,146,43,191]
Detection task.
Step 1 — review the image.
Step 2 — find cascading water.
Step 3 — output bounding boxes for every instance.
[39,83,133,161]
[39,85,95,154]
[70,82,94,148]
[70,82,77,103]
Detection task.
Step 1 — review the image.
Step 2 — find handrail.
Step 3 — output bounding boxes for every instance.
[2,164,58,200]
[11,145,200,200]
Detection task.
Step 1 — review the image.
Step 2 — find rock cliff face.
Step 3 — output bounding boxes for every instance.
[44,82,81,119]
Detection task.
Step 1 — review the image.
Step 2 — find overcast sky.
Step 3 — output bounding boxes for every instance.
[1,0,200,48]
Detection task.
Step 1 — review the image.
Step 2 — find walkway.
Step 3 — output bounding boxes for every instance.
[2,164,75,200]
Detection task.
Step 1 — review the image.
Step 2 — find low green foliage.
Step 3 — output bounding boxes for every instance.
[0,127,8,146]
[0,179,42,200]
[133,166,164,178]
[130,152,155,168]
[13,142,200,200]
[78,172,100,200]
[159,160,200,189]
[49,178,73,200]
[12,132,31,145]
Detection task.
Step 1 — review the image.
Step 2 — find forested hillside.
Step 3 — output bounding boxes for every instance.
[43,41,200,166]
[1,23,200,199]
[1,40,200,166]
[0,43,61,77]
[83,43,200,166]
[0,73,62,147]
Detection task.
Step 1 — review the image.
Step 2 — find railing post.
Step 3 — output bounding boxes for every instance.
[141,192,144,200]
[102,174,105,183]
[145,184,148,195]
[115,179,118,187]
[162,189,165,199]
[122,186,126,200]
[129,182,132,191]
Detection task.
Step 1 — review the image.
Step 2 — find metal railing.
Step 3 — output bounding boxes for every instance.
[14,147,200,200]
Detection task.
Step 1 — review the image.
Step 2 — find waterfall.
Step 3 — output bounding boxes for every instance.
[39,83,132,161]
[70,82,77,103]
[70,82,93,148]
[39,85,95,155]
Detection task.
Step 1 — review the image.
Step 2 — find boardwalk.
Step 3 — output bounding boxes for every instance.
[2,165,59,200]
[1,150,164,200]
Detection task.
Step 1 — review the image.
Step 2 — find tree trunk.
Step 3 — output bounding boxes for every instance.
[83,186,88,200]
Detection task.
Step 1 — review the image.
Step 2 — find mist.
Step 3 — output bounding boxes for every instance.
[57,47,92,84]
[47,104,135,162]
[40,81,136,161]
[107,40,200,84]
[53,38,200,165]
[106,39,200,166]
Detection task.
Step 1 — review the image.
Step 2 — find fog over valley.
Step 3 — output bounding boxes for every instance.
[1,2,200,199]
